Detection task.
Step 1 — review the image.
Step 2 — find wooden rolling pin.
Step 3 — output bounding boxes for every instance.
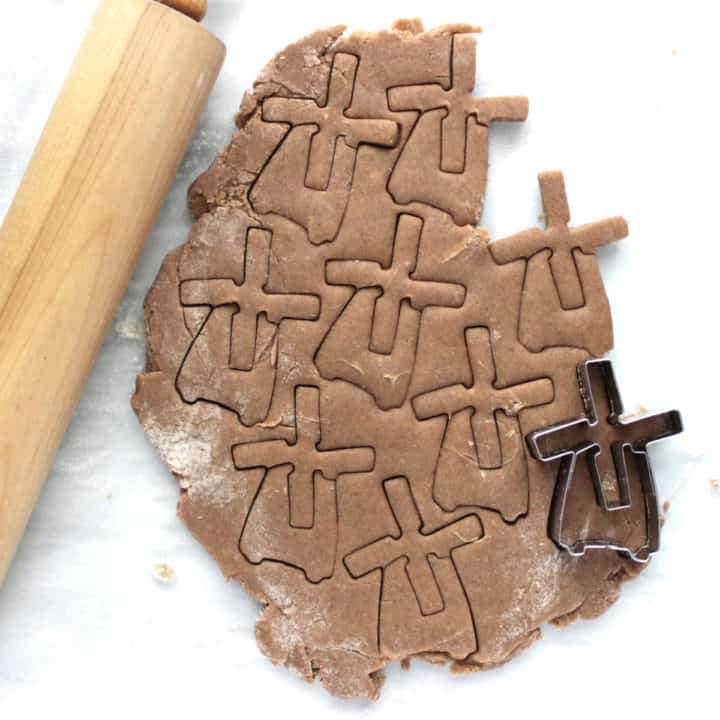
[0,0,225,586]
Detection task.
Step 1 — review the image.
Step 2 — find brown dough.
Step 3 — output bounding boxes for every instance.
[133,20,646,700]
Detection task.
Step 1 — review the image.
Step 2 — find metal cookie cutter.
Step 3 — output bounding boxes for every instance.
[526,359,683,562]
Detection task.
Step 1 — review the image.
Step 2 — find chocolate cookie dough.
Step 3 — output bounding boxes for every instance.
[133,20,648,699]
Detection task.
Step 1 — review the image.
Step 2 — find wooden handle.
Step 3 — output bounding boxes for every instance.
[160,0,208,21]
[0,0,225,586]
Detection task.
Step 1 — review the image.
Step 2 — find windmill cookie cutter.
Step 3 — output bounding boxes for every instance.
[527,359,683,562]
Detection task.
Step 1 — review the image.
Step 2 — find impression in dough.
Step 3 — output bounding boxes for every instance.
[132,20,645,700]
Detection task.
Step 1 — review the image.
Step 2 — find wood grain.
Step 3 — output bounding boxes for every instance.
[0,0,225,585]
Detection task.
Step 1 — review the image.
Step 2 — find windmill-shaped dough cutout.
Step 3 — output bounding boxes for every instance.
[180,228,320,371]
[176,227,320,426]
[412,327,553,521]
[250,53,399,245]
[233,386,375,530]
[317,214,465,410]
[325,214,466,355]
[344,476,482,616]
[387,34,528,173]
[262,52,399,191]
[527,359,682,562]
[386,33,527,225]
[491,171,628,355]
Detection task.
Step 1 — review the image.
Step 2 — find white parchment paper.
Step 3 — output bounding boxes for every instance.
[1,1,717,717]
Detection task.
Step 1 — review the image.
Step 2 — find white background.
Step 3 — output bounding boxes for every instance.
[1,1,718,717]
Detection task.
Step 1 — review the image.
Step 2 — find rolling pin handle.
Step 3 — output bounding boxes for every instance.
[159,0,208,22]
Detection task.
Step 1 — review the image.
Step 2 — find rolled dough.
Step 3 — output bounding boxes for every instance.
[132,20,646,699]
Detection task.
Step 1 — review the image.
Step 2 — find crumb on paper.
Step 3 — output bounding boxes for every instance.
[659,500,670,528]
[115,314,144,341]
[152,562,176,584]
[711,478,720,490]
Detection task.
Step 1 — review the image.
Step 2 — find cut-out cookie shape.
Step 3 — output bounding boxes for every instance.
[387,112,506,227]
[387,34,528,225]
[317,213,465,409]
[250,52,399,245]
[388,35,528,173]
[240,464,339,583]
[344,476,482,616]
[175,305,278,427]
[326,214,466,353]
[378,554,477,661]
[249,126,357,245]
[233,386,375,529]
[412,327,553,520]
[262,52,399,190]
[180,227,320,371]
[527,359,683,562]
[315,288,420,410]
[490,172,628,355]
[176,223,309,426]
